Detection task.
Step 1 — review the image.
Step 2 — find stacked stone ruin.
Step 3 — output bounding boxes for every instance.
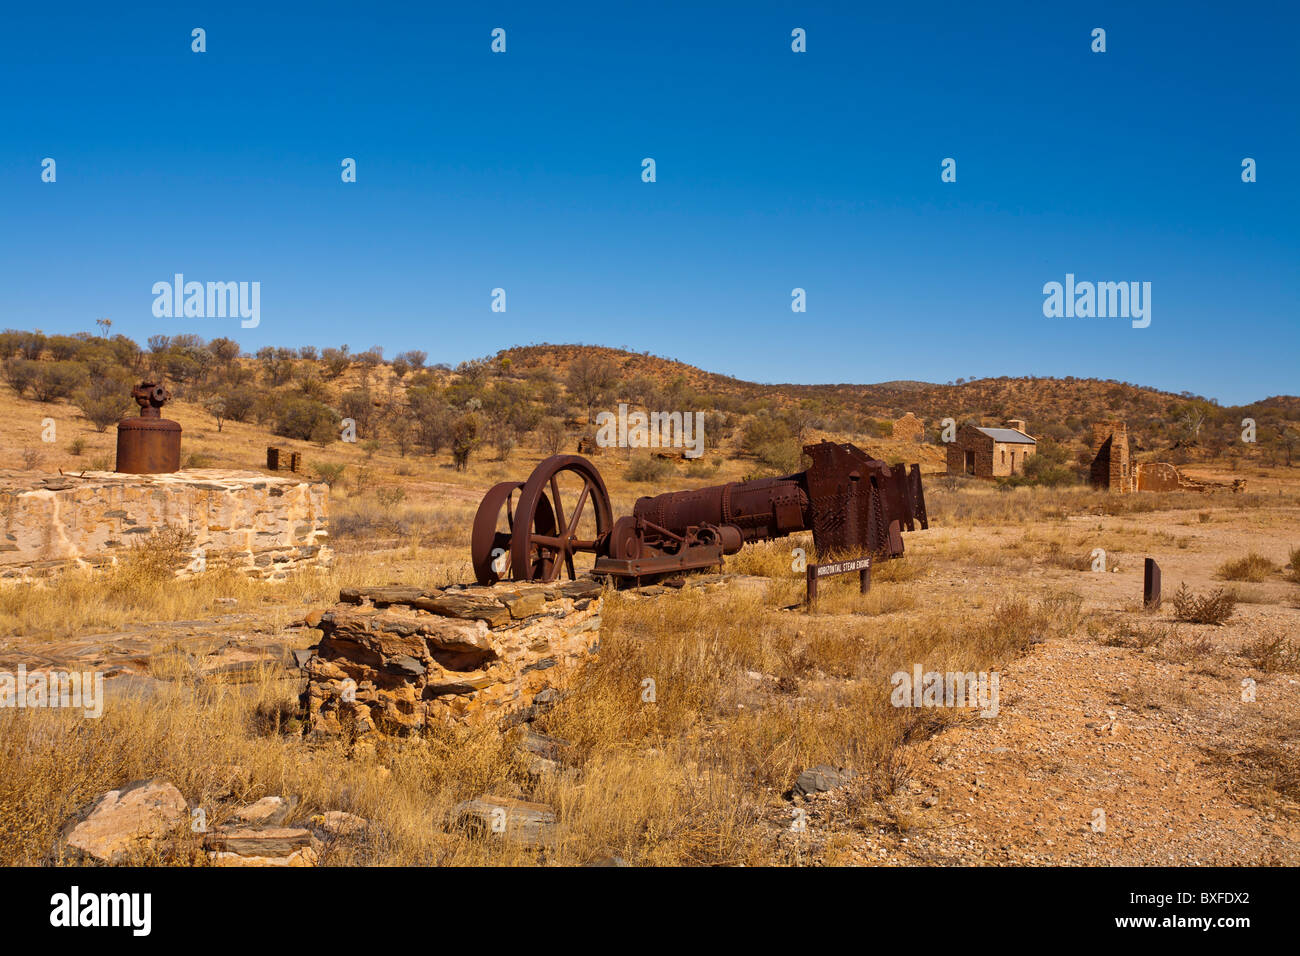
[1088,421,1229,493]
[892,412,925,442]
[1089,420,1132,492]
[302,578,603,734]
[0,469,329,581]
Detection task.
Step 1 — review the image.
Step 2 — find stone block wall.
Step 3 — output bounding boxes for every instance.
[1134,461,1181,492]
[1089,421,1131,492]
[0,469,329,581]
[892,412,924,443]
[302,579,603,734]
[946,425,993,477]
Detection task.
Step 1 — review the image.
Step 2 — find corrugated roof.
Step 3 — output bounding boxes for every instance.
[975,427,1036,444]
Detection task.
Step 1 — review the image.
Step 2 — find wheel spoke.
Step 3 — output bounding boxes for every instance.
[549,476,568,536]
[569,481,592,540]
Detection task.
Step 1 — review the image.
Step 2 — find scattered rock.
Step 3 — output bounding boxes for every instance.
[233,796,295,828]
[60,778,188,864]
[311,810,370,839]
[203,826,319,866]
[204,826,315,856]
[453,795,557,847]
[793,765,856,798]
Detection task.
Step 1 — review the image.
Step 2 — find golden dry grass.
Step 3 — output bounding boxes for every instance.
[1218,552,1277,582]
[3,421,1298,866]
[0,482,1091,865]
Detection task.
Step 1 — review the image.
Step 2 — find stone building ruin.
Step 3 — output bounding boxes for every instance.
[1088,420,1232,493]
[945,420,1037,478]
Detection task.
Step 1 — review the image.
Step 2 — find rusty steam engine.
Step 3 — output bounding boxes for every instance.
[471,440,927,586]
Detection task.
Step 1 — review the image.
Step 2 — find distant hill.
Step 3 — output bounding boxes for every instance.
[496,343,1296,464]
[3,330,1296,476]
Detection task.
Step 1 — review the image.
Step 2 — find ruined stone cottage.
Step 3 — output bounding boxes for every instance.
[1089,420,1216,493]
[1089,420,1132,492]
[892,412,925,443]
[946,420,1036,478]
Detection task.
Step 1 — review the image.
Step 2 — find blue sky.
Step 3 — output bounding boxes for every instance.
[1,1,1295,405]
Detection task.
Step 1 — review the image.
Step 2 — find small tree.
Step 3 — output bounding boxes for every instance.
[273,397,340,444]
[539,417,567,455]
[312,461,346,488]
[567,354,619,423]
[384,407,414,457]
[203,395,228,432]
[76,375,134,431]
[2,357,37,397]
[1280,427,1299,467]
[340,388,378,439]
[451,412,480,471]
[31,361,88,402]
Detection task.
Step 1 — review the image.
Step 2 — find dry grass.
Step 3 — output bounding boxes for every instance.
[1206,730,1300,820]
[1,386,1296,866]
[1217,552,1277,582]
[1242,634,1300,673]
[1169,583,1238,626]
[0,533,1083,866]
[1102,621,1176,651]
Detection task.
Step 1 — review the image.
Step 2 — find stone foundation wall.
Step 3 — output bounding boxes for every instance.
[0,469,329,582]
[302,579,603,734]
[1134,461,1180,492]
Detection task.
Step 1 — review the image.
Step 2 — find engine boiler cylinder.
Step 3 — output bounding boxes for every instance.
[632,475,810,544]
[115,383,182,474]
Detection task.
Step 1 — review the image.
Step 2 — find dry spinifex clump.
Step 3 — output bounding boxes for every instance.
[1170,582,1237,625]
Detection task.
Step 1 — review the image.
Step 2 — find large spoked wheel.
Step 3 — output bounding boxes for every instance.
[509,456,613,583]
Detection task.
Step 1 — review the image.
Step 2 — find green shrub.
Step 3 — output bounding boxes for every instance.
[451,413,480,471]
[273,397,340,443]
[2,357,37,396]
[74,374,134,431]
[30,361,88,402]
[626,456,674,483]
[312,461,346,488]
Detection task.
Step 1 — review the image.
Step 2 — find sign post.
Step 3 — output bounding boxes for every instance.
[806,555,872,607]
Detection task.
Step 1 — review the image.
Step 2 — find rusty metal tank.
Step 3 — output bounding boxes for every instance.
[115,383,182,473]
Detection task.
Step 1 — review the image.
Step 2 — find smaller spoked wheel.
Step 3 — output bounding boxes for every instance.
[471,481,557,584]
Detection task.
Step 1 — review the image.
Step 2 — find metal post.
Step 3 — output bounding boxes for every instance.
[1144,558,1161,608]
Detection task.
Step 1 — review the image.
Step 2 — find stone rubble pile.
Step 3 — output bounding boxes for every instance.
[55,778,369,867]
[302,577,603,734]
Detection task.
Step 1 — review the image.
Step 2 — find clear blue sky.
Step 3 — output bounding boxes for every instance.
[1,1,1295,405]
